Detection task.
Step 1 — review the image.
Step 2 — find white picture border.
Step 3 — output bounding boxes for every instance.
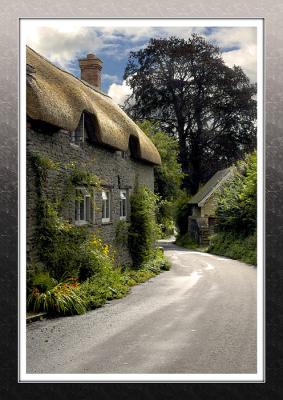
[19,17,264,383]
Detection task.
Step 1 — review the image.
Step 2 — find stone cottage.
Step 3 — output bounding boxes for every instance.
[26,47,161,269]
[188,168,232,245]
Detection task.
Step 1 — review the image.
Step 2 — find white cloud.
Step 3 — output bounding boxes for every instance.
[102,73,119,83]
[222,44,257,82]
[208,27,257,49]
[25,23,257,85]
[207,27,257,81]
[26,25,113,69]
[107,80,132,106]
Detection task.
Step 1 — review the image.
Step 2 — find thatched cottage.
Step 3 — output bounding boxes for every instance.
[188,168,232,245]
[26,47,161,269]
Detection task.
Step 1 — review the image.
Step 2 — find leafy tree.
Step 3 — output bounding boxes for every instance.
[124,34,257,194]
[137,120,183,200]
[216,152,257,235]
[138,120,183,237]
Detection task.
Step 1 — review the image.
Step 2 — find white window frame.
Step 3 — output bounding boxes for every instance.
[75,187,93,225]
[119,190,127,220]
[102,190,111,223]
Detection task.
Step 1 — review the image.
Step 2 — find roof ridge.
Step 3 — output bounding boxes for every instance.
[26,45,111,100]
[188,167,232,205]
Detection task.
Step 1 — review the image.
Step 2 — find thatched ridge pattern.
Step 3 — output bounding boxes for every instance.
[26,46,161,165]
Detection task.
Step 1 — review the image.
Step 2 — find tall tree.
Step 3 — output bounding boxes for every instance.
[124,34,257,194]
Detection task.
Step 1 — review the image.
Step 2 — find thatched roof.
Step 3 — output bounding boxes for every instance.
[26,46,161,165]
[188,168,232,206]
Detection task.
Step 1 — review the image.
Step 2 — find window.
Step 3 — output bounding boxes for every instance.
[102,190,111,223]
[116,150,127,159]
[119,190,127,220]
[75,188,93,225]
[71,113,85,146]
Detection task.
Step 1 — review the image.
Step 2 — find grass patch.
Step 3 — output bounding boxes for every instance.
[208,231,256,265]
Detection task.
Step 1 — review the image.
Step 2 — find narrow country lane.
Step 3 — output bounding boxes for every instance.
[26,239,257,374]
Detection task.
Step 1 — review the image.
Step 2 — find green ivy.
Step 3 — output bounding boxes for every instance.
[114,220,130,247]
[30,152,101,280]
[128,185,159,267]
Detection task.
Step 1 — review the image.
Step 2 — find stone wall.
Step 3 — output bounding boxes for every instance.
[201,194,218,217]
[26,125,154,272]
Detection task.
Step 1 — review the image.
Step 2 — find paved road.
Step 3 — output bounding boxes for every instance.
[26,240,257,374]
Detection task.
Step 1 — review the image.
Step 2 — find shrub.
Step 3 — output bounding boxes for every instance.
[27,271,57,294]
[78,265,129,309]
[208,231,256,265]
[78,234,114,282]
[78,249,171,310]
[216,152,257,235]
[27,277,86,315]
[128,185,159,267]
[207,152,257,264]
[143,255,171,272]
[37,201,89,280]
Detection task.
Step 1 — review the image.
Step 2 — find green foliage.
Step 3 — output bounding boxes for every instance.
[27,276,86,315]
[208,231,256,265]
[37,200,89,280]
[27,271,57,294]
[157,198,176,238]
[114,220,130,247]
[128,185,159,267]
[124,35,257,193]
[78,235,115,282]
[216,152,257,235]
[78,265,130,309]
[138,120,183,200]
[206,153,257,263]
[28,151,172,317]
[68,164,101,188]
[138,120,183,238]
[30,153,103,280]
[28,234,171,315]
[142,250,171,272]
[30,152,60,187]
[175,233,200,250]
[174,191,191,236]
[78,251,171,310]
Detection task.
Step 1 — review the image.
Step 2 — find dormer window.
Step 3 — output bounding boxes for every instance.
[71,113,85,146]
[129,136,139,160]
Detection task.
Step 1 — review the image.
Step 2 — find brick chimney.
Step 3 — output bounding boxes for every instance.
[79,53,103,90]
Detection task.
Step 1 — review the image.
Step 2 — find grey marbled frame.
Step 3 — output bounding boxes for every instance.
[0,0,282,398]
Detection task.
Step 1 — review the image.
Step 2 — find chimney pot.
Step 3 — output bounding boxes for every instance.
[79,53,103,90]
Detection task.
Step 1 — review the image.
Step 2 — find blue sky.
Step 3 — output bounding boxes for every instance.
[26,23,257,105]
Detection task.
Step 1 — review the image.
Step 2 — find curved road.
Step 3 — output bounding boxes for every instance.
[26,240,257,374]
